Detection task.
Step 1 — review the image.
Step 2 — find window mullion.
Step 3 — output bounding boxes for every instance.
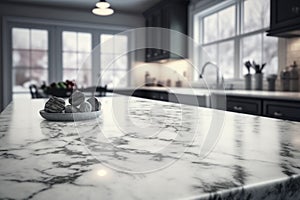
[92,32,100,86]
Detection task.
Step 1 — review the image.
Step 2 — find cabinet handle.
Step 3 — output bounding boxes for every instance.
[292,6,300,14]
[233,106,243,111]
[274,112,283,117]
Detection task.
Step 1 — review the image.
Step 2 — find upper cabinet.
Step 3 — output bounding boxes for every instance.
[267,0,300,37]
[143,0,189,62]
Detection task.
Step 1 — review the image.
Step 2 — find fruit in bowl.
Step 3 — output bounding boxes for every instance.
[40,91,101,121]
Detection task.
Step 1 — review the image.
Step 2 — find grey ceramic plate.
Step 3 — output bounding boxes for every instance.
[40,110,101,121]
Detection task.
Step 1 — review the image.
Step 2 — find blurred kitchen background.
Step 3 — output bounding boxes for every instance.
[0,0,299,113]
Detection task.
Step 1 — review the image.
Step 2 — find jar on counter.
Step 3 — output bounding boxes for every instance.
[290,61,299,92]
[280,67,290,91]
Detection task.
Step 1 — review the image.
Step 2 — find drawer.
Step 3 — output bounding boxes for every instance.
[227,97,262,115]
[263,100,300,121]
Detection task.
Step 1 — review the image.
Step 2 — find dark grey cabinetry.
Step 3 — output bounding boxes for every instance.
[143,0,188,62]
[134,90,169,102]
[227,96,300,122]
[227,97,262,115]
[263,100,300,121]
[267,0,300,37]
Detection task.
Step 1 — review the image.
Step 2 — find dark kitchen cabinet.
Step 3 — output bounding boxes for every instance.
[263,100,300,121]
[133,90,169,102]
[226,95,300,122]
[143,0,189,62]
[227,96,262,115]
[267,0,300,37]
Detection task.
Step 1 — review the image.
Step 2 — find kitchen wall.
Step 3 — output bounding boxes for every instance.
[285,37,300,90]
[276,37,300,90]
[286,38,300,67]
[131,59,193,87]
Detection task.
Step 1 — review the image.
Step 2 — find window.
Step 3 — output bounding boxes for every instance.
[10,23,129,95]
[62,31,92,87]
[100,34,128,88]
[12,28,48,92]
[198,0,277,80]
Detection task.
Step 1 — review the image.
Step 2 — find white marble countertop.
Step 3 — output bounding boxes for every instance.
[114,87,300,101]
[1,96,300,199]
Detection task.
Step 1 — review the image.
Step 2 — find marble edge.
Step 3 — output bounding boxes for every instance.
[185,175,300,200]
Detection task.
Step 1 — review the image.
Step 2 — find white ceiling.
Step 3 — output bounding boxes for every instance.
[1,0,162,14]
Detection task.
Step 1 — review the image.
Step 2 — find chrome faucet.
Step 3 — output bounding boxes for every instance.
[199,61,224,89]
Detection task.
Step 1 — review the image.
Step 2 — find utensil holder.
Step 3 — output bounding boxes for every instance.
[244,74,252,90]
[254,73,263,90]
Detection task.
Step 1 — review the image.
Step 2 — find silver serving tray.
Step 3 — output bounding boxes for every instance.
[39,110,101,121]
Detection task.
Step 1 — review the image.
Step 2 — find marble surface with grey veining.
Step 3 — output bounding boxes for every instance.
[1,96,300,200]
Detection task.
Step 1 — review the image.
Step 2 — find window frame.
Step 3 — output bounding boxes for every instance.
[196,0,276,80]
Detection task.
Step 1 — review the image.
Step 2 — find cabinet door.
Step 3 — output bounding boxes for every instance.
[263,100,300,121]
[269,0,300,33]
[161,6,171,57]
[277,0,300,23]
[227,97,262,115]
[145,15,154,61]
[152,10,162,58]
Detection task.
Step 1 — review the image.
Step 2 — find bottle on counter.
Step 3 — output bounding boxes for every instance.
[267,74,277,91]
[280,67,290,91]
[166,79,171,87]
[145,71,151,86]
[289,61,299,92]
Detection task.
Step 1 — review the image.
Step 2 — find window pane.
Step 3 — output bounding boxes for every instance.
[63,69,77,82]
[31,68,48,84]
[114,70,128,87]
[114,35,128,53]
[219,5,236,40]
[13,69,31,89]
[203,44,217,63]
[63,31,77,51]
[31,50,48,69]
[63,52,77,69]
[101,34,114,53]
[100,70,114,87]
[203,13,218,43]
[78,53,92,69]
[31,29,48,50]
[218,40,234,79]
[13,50,30,68]
[12,28,30,49]
[115,55,128,70]
[241,34,262,75]
[263,34,278,75]
[77,70,92,87]
[101,54,115,70]
[243,0,270,33]
[78,33,91,52]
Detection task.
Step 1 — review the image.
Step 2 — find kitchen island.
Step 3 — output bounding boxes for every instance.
[0,96,300,199]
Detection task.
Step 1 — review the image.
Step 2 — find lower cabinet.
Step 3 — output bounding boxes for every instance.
[263,100,300,121]
[133,90,169,102]
[227,97,262,115]
[227,96,300,122]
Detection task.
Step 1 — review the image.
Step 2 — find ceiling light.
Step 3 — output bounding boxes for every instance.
[96,0,110,9]
[92,7,114,16]
[92,0,114,16]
